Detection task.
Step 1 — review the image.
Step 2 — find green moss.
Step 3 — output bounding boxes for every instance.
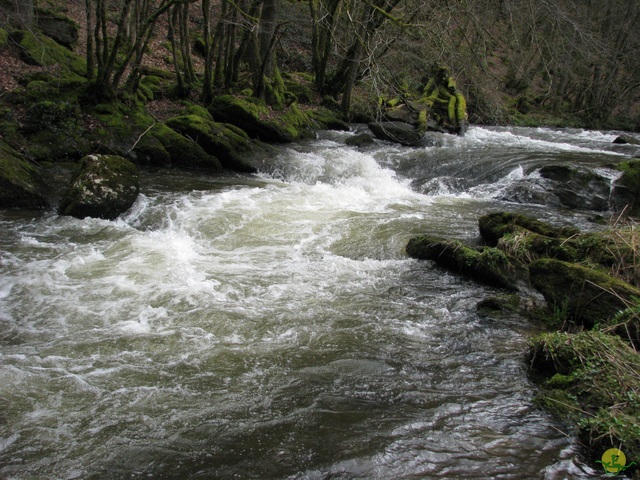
[209,95,315,143]
[406,234,519,290]
[0,28,8,47]
[182,102,214,121]
[479,211,579,246]
[533,388,581,421]
[14,30,86,80]
[308,107,350,131]
[149,123,222,170]
[165,115,254,172]
[530,258,640,327]
[528,331,640,461]
[0,140,48,208]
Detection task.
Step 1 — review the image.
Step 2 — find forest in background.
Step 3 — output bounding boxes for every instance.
[1,0,639,130]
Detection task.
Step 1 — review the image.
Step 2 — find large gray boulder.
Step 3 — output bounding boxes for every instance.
[58,154,139,220]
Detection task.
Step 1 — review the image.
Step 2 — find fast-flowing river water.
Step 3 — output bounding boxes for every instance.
[1,126,638,479]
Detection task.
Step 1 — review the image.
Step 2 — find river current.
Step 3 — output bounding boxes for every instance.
[1,126,638,479]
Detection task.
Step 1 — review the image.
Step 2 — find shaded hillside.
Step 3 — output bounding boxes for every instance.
[0,0,638,129]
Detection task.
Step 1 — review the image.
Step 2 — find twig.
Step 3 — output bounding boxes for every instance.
[128,121,156,153]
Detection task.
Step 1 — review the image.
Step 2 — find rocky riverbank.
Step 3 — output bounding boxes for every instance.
[407,211,640,468]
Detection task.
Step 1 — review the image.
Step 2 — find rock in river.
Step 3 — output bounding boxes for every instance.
[58,154,139,220]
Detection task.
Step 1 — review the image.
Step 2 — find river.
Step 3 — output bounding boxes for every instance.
[1,126,638,479]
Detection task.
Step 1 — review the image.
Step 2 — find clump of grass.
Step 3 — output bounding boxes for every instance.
[528,330,640,462]
[605,211,640,288]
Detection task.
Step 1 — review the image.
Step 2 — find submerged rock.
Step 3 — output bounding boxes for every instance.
[499,164,613,211]
[58,154,139,220]
[0,140,48,209]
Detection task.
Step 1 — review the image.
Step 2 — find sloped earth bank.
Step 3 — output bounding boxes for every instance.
[1,126,639,479]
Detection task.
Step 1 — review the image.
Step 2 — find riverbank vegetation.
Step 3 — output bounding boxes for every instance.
[1,1,638,163]
[408,210,640,467]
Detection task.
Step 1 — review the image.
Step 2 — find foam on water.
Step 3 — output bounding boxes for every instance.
[0,127,621,479]
[461,126,627,156]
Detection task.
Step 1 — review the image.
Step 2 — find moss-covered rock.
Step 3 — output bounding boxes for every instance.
[529,258,640,328]
[479,211,580,246]
[132,134,172,167]
[406,234,519,290]
[209,95,315,143]
[309,107,350,131]
[476,293,537,318]
[149,123,222,170]
[58,154,139,220]
[11,30,86,80]
[0,140,48,208]
[528,331,640,463]
[165,115,256,173]
[182,103,214,121]
[35,8,79,48]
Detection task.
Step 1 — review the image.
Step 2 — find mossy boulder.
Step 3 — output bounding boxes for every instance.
[0,140,48,208]
[612,159,640,217]
[479,211,580,246]
[132,134,172,167]
[528,331,640,463]
[148,123,223,170]
[35,8,79,48]
[481,212,638,276]
[165,115,256,173]
[406,234,519,290]
[529,258,640,328]
[11,30,86,80]
[58,154,139,220]
[209,95,314,143]
[309,107,350,131]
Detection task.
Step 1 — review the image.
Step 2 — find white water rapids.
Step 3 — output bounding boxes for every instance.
[1,126,637,479]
